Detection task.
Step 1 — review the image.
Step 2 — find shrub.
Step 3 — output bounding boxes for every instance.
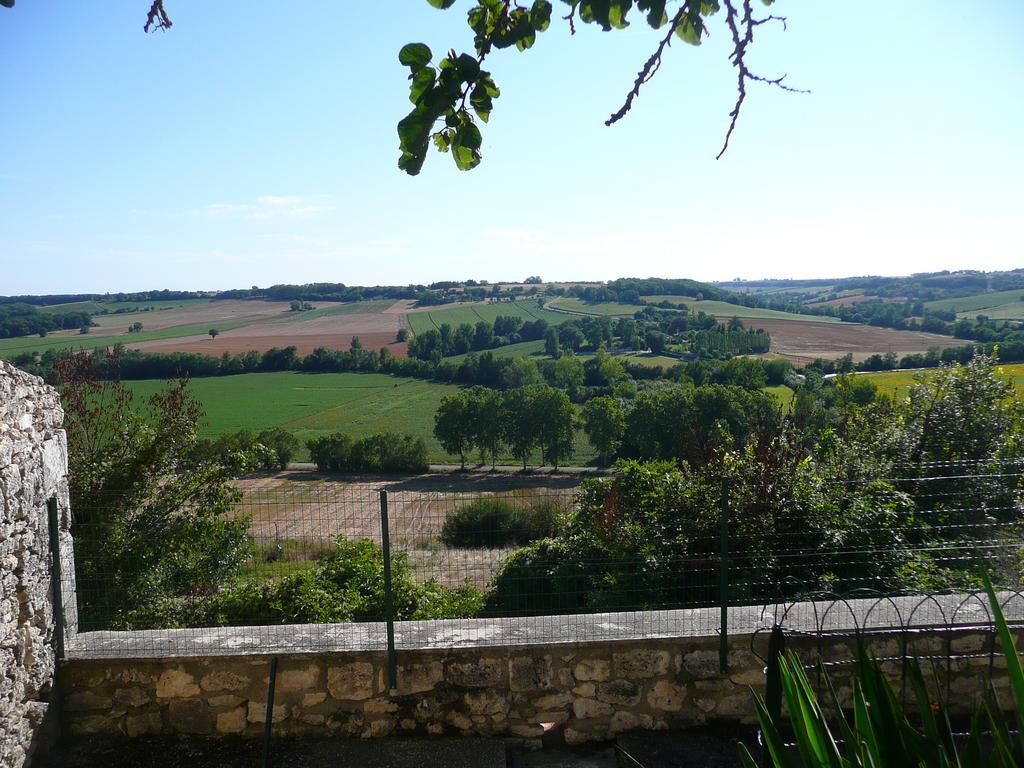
[482,538,596,616]
[307,433,353,472]
[211,537,482,626]
[440,498,561,548]
[256,427,300,469]
[307,432,428,474]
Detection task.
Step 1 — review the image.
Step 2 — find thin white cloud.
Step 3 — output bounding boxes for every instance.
[203,195,332,221]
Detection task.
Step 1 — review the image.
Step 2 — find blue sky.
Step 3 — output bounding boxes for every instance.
[1,1,1021,294]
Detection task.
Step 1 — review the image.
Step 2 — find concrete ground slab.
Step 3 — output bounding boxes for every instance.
[616,729,753,767]
[510,746,617,768]
[38,737,508,768]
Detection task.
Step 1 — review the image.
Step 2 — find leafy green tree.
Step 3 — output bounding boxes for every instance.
[434,391,474,468]
[582,395,626,464]
[55,351,249,630]
[473,320,495,350]
[533,385,577,469]
[502,386,540,469]
[553,353,584,395]
[558,324,585,353]
[499,356,542,388]
[466,385,505,468]
[544,326,561,358]
[208,328,220,339]
[585,347,626,386]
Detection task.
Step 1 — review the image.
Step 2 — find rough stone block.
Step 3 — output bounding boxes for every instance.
[125,712,164,737]
[275,662,321,693]
[396,661,444,695]
[216,706,249,734]
[447,658,504,688]
[647,680,685,712]
[168,699,214,735]
[510,656,553,692]
[614,649,671,679]
[328,662,376,701]
[464,690,509,717]
[157,669,200,698]
[573,698,613,720]
[114,688,152,708]
[574,658,610,682]
[65,691,113,711]
[248,701,289,724]
[596,679,641,707]
[199,669,250,693]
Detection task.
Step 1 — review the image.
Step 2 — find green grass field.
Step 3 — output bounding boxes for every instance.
[642,296,842,323]
[123,371,598,465]
[406,302,570,336]
[859,363,1024,398]
[125,372,462,462]
[122,370,799,466]
[925,288,1024,320]
[546,298,647,316]
[446,339,547,362]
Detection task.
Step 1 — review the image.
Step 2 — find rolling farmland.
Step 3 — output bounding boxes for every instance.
[405,301,570,336]
[860,363,1024,398]
[925,288,1024,320]
[125,372,462,462]
[0,299,406,359]
[640,296,842,323]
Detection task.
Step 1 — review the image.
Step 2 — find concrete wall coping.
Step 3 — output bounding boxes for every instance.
[66,591,1024,660]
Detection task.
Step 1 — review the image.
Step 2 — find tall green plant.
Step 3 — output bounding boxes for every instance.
[741,574,1024,767]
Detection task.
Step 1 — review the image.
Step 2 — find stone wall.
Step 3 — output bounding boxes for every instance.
[59,628,1019,746]
[1,362,72,768]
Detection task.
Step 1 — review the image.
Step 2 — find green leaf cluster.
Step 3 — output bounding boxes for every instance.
[398,1,554,174]
[742,574,1024,767]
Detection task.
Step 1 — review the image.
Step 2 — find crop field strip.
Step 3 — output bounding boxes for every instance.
[0,312,274,358]
[640,296,844,323]
[925,288,1024,320]
[404,301,571,336]
[0,299,406,361]
[36,297,215,314]
[860,363,1024,398]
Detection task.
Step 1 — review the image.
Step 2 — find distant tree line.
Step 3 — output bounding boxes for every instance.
[0,303,92,338]
[562,275,1024,339]
[432,379,786,470]
[408,308,769,362]
[19,337,793,406]
[433,385,576,469]
[806,337,1024,375]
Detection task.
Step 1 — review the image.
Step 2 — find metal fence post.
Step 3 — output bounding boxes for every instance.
[261,656,278,768]
[379,489,398,691]
[47,498,65,661]
[719,477,730,674]
[762,625,785,768]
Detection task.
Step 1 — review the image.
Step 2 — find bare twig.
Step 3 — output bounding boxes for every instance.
[605,6,688,127]
[717,0,807,159]
[563,2,578,36]
[143,0,172,33]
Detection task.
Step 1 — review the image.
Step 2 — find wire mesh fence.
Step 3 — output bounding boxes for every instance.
[63,459,1024,659]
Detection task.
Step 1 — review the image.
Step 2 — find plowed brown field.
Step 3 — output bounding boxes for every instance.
[130,301,407,356]
[733,318,961,364]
